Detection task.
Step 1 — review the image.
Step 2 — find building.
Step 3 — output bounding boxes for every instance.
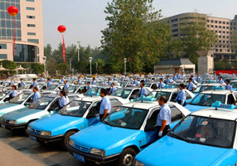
[154,58,195,74]
[164,12,237,61]
[0,0,44,63]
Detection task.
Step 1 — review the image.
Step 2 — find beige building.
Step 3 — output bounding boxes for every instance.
[0,0,44,63]
[164,13,237,61]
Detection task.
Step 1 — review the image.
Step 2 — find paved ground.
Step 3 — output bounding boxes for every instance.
[0,128,84,166]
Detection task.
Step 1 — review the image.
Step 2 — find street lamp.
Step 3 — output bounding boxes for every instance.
[89,57,93,75]
[69,58,72,73]
[124,58,127,75]
[43,56,47,76]
[77,41,80,62]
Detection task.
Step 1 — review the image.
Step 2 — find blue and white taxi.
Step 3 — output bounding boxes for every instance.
[66,100,190,165]
[134,102,237,166]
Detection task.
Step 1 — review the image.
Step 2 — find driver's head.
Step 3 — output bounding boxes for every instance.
[159,78,163,82]
[226,79,230,85]
[100,88,107,97]
[47,78,50,82]
[87,82,90,85]
[60,91,66,97]
[33,87,38,92]
[33,78,36,82]
[111,83,115,87]
[179,84,185,90]
[140,82,144,88]
[12,85,17,90]
[158,95,167,106]
[64,80,67,84]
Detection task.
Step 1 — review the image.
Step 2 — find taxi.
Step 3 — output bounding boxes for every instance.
[0,90,33,118]
[134,102,237,166]
[26,96,127,147]
[0,94,79,131]
[66,100,190,165]
[185,89,237,112]
[146,88,195,103]
[193,83,225,96]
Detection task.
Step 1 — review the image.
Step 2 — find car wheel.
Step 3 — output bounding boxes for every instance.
[62,131,77,149]
[118,148,137,166]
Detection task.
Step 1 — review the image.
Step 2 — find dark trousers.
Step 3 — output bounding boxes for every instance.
[100,114,109,122]
[155,125,171,137]
[177,100,186,106]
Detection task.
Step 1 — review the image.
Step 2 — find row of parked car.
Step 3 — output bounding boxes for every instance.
[0,74,237,165]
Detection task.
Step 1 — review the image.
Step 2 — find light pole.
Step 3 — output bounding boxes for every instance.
[124,58,127,75]
[69,58,72,73]
[77,41,80,62]
[96,62,98,73]
[43,56,47,76]
[89,57,93,75]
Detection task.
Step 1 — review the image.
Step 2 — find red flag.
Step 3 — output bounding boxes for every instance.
[62,34,66,63]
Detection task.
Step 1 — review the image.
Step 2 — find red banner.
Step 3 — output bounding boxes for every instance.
[215,70,237,74]
[13,17,17,57]
[62,34,66,63]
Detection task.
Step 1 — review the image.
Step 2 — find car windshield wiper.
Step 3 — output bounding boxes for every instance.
[169,133,191,143]
[103,120,113,127]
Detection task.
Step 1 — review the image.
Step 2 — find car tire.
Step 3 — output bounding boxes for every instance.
[118,148,137,166]
[62,131,77,149]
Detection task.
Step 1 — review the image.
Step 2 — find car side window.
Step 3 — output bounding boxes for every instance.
[110,99,122,111]
[170,92,178,102]
[49,98,60,110]
[87,101,101,118]
[227,94,235,104]
[145,109,160,131]
[130,89,139,99]
[171,106,184,122]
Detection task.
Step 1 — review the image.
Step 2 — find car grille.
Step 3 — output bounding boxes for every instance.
[31,128,41,135]
[75,144,90,153]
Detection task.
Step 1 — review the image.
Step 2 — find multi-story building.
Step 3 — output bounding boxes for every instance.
[0,0,44,63]
[164,12,237,61]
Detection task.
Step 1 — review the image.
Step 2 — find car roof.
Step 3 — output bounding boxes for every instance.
[191,107,237,121]
[200,83,223,86]
[201,90,232,95]
[153,88,177,92]
[122,101,159,110]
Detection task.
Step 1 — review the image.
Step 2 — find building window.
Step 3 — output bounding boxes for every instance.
[26,7,35,10]
[219,31,221,33]
[0,44,7,49]
[207,20,210,22]
[215,30,217,33]
[220,49,222,52]
[0,54,7,59]
[211,25,213,28]
[219,21,222,24]
[28,39,39,44]
[223,21,225,24]
[215,25,217,28]
[223,26,225,29]
[219,40,221,43]
[215,20,217,23]
[27,15,35,19]
[223,31,225,33]
[223,40,225,43]
[219,35,221,38]
[216,49,218,52]
[227,22,229,24]
[27,24,35,27]
[219,26,221,28]
[27,32,36,36]
[227,27,229,29]
[37,56,39,62]
[223,36,225,38]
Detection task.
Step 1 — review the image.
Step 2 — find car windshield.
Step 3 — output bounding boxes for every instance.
[84,87,99,96]
[190,94,226,106]
[68,86,79,93]
[111,88,132,99]
[230,82,237,88]
[46,84,58,91]
[38,83,45,89]
[29,96,54,110]
[58,100,92,117]
[169,115,235,148]
[103,107,148,129]
[0,91,9,100]
[146,91,171,100]
[144,83,151,87]
[120,82,128,87]
[194,86,216,93]
[10,93,31,104]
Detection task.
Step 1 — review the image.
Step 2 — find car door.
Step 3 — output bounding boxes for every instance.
[86,101,101,126]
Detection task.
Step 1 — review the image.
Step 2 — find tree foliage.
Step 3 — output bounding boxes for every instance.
[101,0,172,73]
[56,63,69,75]
[1,60,16,69]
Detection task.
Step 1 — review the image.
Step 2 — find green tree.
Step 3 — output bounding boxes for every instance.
[30,63,44,74]
[56,63,69,75]
[1,60,16,69]
[178,13,218,65]
[101,0,171,73]
[44,44,52,58]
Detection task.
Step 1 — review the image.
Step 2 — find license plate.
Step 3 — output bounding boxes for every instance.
[73,153,85,163]
[1,124,5,128]
[30,135,37,142]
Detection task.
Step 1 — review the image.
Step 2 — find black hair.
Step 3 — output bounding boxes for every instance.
[226,79,230,83]
[100,88,107,95]
[47,78,50,81]
[189,78,192,81]
[12,85,17,90]
[159,95,168,103]
[111,83,115,86]
[33,78,36,81]
[141,82,144,86]
[179,83,185,89]
[33,87,38,91]
[60,91,66,96]
[160,78,163,81]
[87,82,90,84]
[140,80,144,83]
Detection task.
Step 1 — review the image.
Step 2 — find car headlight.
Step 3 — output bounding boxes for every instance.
[69,139,74,147]
[27,125,31,131]
[134,160,145,166]
[40,131,51,136]
[89,148,105,156]
[9,120,17,125]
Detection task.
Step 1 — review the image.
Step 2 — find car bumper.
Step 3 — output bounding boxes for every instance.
[0,121,26,130]
[26,130,64,143]
[66,144,120,164]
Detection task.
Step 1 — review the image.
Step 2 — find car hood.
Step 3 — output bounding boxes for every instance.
[71,123,140,150]
[3,108,43,120]
[185,104,209,112]
[135,136,230,166]
[0,103,23,116]
[0,103,19,110]
[30,114,84,135]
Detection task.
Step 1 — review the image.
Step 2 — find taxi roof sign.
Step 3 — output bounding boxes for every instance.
[212,86,225,90]
[211,101,235,110]
[133,95,155,102]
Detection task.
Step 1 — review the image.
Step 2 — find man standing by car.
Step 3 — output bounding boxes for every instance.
[99,88,111,121]
[50,76,54,82]
[20,78,25,88]
[156,96,171,138]
[9,78,14,86]
[186,78,195,92]
[87,82,92,91]
[32,78,38,88]
[137,82,148,97]
[175,84,186,106]
[109,83,117,95]
[158,78,165,89]
[47,78,52,87]
[225,80,232,90]
[32,87,41,102]
[64,80,69,92]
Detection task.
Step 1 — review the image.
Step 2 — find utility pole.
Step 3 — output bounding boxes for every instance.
[77,41,80,62]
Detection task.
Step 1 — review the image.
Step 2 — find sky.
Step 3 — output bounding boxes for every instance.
[42,0,237,49]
